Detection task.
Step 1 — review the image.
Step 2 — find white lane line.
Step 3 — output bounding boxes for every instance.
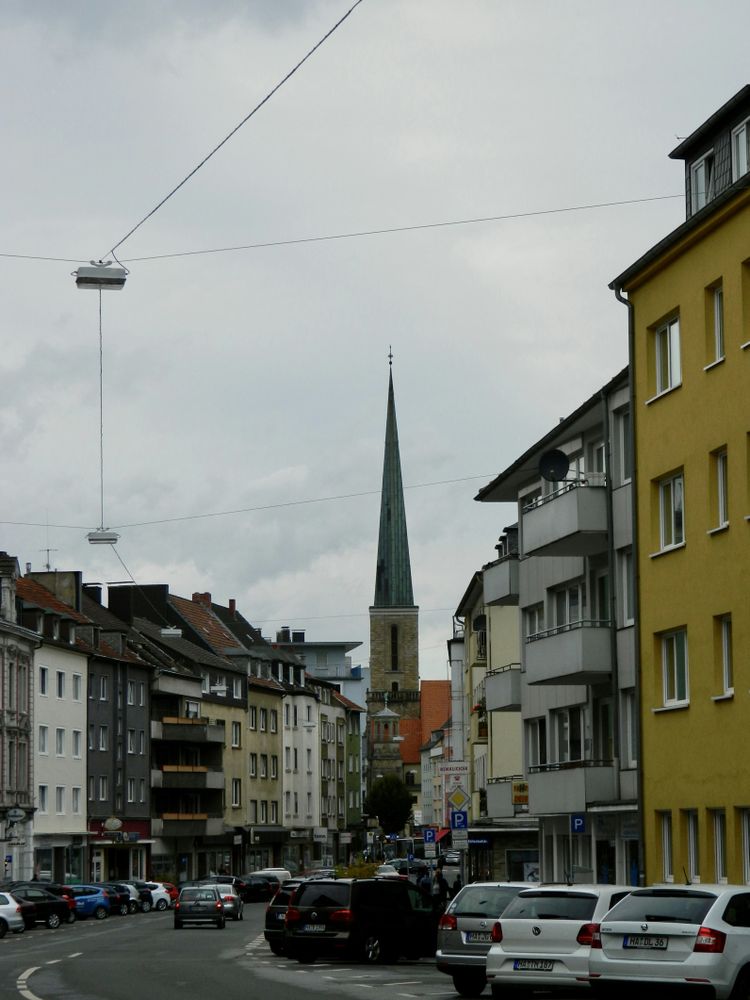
[388,982,421,986]
[68,952,83,958]
[45,960,61,966]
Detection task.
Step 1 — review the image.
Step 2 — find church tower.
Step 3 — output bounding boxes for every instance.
[367,360,420,785]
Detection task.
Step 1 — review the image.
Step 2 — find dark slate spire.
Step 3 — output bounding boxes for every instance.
[374,364,414,607]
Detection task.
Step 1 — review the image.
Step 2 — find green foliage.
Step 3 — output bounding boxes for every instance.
[364,774,413,835]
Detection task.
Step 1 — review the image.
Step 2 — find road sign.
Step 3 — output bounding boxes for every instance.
[571,814,586,834]
[450,810,468,830]
[451,830,469,849]
[424,828,436,844]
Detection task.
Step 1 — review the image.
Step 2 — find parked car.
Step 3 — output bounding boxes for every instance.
[284,877,437,964]
[486,884,632,997]
[161,881,179,904]
[1,881,77,923]
[0,892,26,937]
[70,884,111,920]
[121,881,153,912]
[264,879,304,956]
[174,885,225,929]
[254,867,292,883]
[588,884,750,999]
[436,882,531,997]
[203,882,243,920]
[95,883,132,916]
[375,864,404,879]
[8,885,71,929]
[141,881,173,910]
[196,874,249,902]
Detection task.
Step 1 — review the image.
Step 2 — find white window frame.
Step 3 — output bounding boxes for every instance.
[713,810,727,883]
[524,604,545,640]
[553,705,584,763]
[659,472,685,550]
[38,725,48,755]
[55,728,65,757]
[72,673,82,701]
[99,675,108,701]
[654,317,681,395]
[732,117,750,181]
[270,709,278,733]
[232,676,242,699]
[259,708,267,732]
[127,778,136,803]
[98,775,108,801]
[231,721,241,748]
[721,615,733,695]
[99,725,108,751]
[715,450,729,528]
[55,785,65,815]
[231,778,241,808]
[619,548,635,626]
[56,670,65,699]
[72,730,82,758]
[127,729,136,754]
[690,151,714,213]
[127,680,136,705]
[662,629,689,706]
[687,810,700,883]
[712,284,724,362]
[622,689,638,768]
[527,717,547,768]
[249,753,257,778]
[39,666,48,696]
[72,786,81,815]
[249,706,257,730]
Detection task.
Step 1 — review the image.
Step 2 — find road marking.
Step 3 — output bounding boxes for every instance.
[45,961,60,966]
[388,983,421,986]
[68,953,82,958]
[16,967,43,1000]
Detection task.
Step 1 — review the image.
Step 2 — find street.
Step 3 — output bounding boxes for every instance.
[0,902,593,1000]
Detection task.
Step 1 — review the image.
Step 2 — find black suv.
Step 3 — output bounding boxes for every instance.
[264,879,303,955]
[284,877,437,964]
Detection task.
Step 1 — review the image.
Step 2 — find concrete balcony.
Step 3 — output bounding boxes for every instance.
[483,554,519,606]
[485,664,522,711]
[151,813,224,838]
[487,776,528,819]
[524,621,612,685]
[151,766,224,790]
[528,761,617,814]
[151,717,225,743]
[522,480,607,557]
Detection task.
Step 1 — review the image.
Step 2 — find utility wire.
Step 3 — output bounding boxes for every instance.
[105,0,365,259]
[120,194,683,263]
[0,473,495,532]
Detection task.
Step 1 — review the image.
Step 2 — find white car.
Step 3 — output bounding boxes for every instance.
[486,884,632,996]
[0,891,26,937]
[253,867,292,883]
[375,864,401,878]
[143,881,173,910]
[588,883,750,999]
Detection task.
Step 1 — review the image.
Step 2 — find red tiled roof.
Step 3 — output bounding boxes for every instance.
[419,680,452,745]
[398,717,422,764]
[17,578,89,623]
[333,691,366,713]
[170,594,245,653]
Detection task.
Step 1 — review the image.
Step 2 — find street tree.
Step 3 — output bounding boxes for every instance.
[365,774,413,835]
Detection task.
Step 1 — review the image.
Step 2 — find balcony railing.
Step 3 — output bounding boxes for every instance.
[527,759,617,813]
[522,476,607,557]
[485,663,522,711]
[524,620,612,685]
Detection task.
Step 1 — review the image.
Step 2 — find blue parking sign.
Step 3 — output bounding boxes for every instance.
[424,828,436,844]
[451,810,468,830]
[571,814,586,834]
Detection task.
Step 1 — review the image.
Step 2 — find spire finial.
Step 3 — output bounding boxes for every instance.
[388,346,393,367]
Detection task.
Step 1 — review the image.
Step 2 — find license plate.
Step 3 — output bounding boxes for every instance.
[513,959,554,971]
[301,924,325,933]
[623,935,667,950]
[466,932,491,943]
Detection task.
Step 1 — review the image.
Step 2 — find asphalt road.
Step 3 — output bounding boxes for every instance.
[0,902,591,1000]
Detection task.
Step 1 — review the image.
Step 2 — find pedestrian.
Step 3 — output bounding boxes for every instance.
[432,868,449,912]
[418,868,432,900]
[451,874,462,899]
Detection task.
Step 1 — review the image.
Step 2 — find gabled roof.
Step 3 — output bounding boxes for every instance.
[134,616,234,671]
[247,675,286,696]
[17,578,88,623]
[169,594,246,655]
[333,690,366,713]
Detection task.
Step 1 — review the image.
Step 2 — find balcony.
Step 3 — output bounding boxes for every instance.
[151,766,224,790]
[485,664,522,711]
[151,717,225,743]
[528,761,617,814]
[525,621,611,685]
[522,479,607,557]
[151,813,224,838]
[487,776,528,819]
[483,554,519,606]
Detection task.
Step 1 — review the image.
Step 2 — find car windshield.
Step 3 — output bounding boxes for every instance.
[450,885,523,918]
[502,892,598,921]
[604,890,716,924]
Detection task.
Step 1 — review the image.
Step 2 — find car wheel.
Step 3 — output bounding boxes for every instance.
[119,903,129,916]
[46,912,62,929]
[128,901,138,914]
[269,941,284,956]
[94,906,108,920]
[0,919,7,939]
[730,968,750,1000]
[452,973,486,998]
[362,932,383,964]
[140,901,152,913]
[66,909,76,924]
[156,899,168,911]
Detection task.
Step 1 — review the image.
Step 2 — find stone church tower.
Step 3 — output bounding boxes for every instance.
[367,363,420,787]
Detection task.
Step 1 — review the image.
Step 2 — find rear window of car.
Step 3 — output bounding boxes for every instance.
[502,891,598,921]
[450,885,524,918]
[295,883,350,908]
[182,888,216,902]
[603,889,716,924]
[0,894,10,905]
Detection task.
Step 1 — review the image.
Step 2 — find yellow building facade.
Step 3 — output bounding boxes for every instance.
[613,88,750,884]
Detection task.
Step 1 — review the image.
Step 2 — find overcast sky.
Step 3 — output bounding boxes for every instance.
[1,0,748,680]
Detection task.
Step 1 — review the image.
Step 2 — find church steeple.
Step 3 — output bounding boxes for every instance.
[373,363,415,608]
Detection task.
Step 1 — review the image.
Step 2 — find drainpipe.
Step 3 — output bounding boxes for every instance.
[612,281,645,886]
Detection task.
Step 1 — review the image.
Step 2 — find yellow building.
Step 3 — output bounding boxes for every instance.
[611,86,750,884]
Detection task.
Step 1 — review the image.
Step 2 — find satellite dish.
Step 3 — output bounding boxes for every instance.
[539,449,570,482]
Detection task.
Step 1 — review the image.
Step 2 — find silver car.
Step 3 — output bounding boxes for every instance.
[200,881,243,921]
[0,891,26,937]
[436,882,530,997]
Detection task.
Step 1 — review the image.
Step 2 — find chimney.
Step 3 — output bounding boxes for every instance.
[83,583,103,604]
[228,598,236,617]
[192,592,212,607]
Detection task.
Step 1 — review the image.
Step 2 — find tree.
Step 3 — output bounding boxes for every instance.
[364,774,413,835]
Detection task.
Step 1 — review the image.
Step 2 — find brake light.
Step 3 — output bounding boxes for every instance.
[216,901,223,911]
[578,923,601,948]
[438,913,457,931]
[490,921,503,943]
[175,902,181,911]
[694,926,726,953]
[330,908,353,925]
[286,906,301,925]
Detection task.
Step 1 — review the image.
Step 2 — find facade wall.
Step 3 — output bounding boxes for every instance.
[626,190,750,884]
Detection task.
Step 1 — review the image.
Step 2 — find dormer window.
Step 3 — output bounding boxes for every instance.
[690,151,714,212]
[731,117,750,180]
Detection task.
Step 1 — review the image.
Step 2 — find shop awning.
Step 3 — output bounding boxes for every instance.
[436,828,451,842]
